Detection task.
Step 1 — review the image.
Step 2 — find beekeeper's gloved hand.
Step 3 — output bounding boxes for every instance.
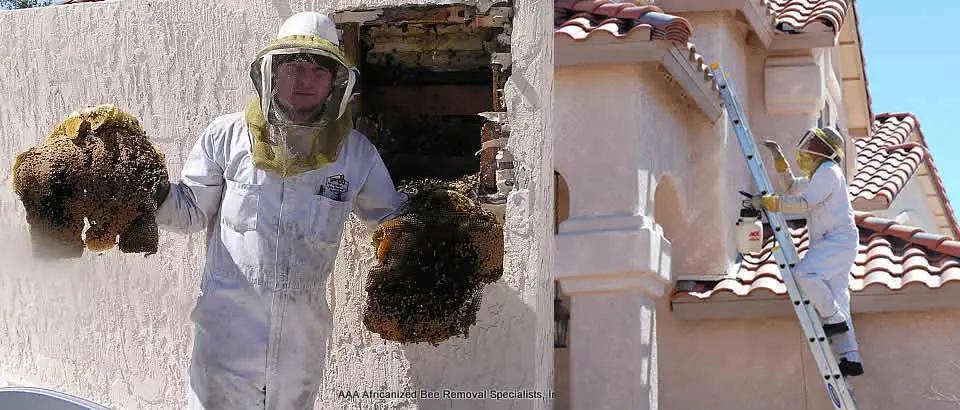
[751,193,781,212]
[762,140,790,173]
[751,193,809,214]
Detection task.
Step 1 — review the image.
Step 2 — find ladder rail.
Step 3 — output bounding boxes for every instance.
[713,67,859,410]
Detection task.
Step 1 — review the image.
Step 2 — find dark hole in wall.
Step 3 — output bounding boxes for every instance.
[340,5,509,185]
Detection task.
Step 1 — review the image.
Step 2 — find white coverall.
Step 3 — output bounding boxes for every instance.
[781,160,860,362]
[156,112,405,409]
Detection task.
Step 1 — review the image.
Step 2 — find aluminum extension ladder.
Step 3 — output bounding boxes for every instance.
[710,64,859,409]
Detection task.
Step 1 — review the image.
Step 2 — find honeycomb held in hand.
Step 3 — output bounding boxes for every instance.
[12,104,169,258]
[363,176,504,344]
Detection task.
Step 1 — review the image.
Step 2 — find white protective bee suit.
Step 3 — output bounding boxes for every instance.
[779,160,860,363]
[155,12,406,409]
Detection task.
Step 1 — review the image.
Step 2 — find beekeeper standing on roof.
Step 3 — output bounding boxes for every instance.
[757,127,864,377]
[151,12,406,409]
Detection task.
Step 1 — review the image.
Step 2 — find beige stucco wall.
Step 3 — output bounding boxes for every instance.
[660,301,960,410]
[877,171,943,234]
[554,12,753,278]
[0,1,554,409]
[683,12,753,276]
[554,62,717,275]
[551,12,751,410]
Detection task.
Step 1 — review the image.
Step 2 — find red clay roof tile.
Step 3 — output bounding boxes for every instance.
[938,241,960,256]
[555,1,693,44]
[767,0,849,32]
[673,214,960,301]
[554,0,721,102]
[849,115,925,211]
[859,113,960,239]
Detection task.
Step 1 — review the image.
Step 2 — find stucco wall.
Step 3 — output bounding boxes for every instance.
[684,12,754,276]
[554,62,717,275]
[659,300,960,410]
[877,167,943,235]
[0,1,554,409]
[551,13,742,405]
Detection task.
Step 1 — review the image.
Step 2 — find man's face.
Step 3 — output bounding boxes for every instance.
[274,58,334,121]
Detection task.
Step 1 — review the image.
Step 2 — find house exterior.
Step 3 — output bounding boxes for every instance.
[1,0,959,409]
[554,1,960,409]
[0,1,555,409]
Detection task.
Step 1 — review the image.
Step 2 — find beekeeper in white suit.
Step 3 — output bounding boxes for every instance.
[152,12,406,408]
[757,127,863,377]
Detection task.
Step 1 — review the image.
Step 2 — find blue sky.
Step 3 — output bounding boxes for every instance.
[858,2,960,227]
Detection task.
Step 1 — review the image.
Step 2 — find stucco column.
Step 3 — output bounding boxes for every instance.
[556,216,670,410]
[566,289,658,410]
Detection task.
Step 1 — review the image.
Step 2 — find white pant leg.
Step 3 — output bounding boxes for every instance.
[826,271,860,361]
[186,335,267,410]
[795,270,846,323]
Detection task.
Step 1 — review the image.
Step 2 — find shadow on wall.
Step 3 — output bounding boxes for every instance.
[654,175,692,275]
[320,216,537,410]
[401,281,534,410]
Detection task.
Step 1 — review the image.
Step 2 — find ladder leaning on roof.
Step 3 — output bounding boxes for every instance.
[710,63,860,410]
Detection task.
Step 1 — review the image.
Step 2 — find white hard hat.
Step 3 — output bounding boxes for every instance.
[277,12,339,45]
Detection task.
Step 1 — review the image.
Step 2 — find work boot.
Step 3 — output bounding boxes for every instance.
[839,358,864,377]
[823,321,849,337]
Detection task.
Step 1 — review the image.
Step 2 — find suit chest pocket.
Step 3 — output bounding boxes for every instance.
[303,194,350,245]
[220,179,261,232]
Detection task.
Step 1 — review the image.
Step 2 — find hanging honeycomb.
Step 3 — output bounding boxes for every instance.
[12,104,169,258]
[363,174,504,344]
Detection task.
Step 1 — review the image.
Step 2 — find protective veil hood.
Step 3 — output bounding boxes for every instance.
[796,127,845,177]
[246,12,359,176]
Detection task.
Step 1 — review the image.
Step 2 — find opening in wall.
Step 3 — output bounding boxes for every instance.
[335,4,512,190]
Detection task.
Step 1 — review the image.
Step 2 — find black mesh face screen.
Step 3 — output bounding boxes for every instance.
[363,173,504,344]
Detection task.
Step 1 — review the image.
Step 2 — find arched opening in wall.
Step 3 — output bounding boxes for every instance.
[554,171,570,234]
[334,5,512,189]
[653,176,685,273]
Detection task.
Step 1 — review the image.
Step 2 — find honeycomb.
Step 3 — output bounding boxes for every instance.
[12,104,168,258]
[363,174,504,344]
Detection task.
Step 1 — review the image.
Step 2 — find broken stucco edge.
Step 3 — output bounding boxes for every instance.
[499,0,555,406]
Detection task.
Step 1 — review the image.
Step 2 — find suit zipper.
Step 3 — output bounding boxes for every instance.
[275,178,284,286]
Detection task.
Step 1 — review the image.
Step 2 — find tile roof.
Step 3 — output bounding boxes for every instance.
[850,114,927,211]
[766,0,849,33]
[554,0,721,100]
[673,213,960,301]
[555,1,693,43]
[849,113,960,238]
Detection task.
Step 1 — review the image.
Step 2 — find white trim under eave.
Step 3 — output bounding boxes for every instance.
[555,30,665,67]
[769,31,838,50]
[671,283,960,320]
[555,37,722,122]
